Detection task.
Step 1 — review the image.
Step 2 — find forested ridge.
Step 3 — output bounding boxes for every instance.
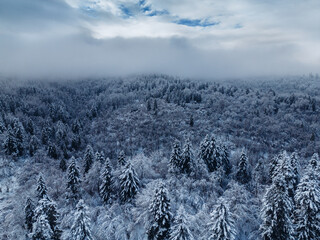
[0,74,320,239]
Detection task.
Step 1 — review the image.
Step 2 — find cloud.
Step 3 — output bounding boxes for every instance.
[0,0,319,79]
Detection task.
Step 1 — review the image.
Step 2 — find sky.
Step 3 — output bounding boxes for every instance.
[0,0,319,79]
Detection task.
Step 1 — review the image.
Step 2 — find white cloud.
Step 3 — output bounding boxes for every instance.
[0,0,319,79]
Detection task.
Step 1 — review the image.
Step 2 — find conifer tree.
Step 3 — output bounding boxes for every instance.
[119,162,140,203]
[169,140,182,173]
[294,164,320,240]
[199,135,219,172]
[48,143,58,159]
[309,153,319,170]
[36,175,48,200]
[180,139,192,174]
[59,158,67,172]
[117,150,126,167]
[148,182,172,240]
[209,201,236,240]
[260,174,294,240]
[95,151,105,164]
[25,198,35,232]
[29,135,39,156]
[290,152,299,193]
[70,199,94,240]
[220,145,232,175]
[3,126,18,156]
[279,151,296,200]
[100,159,113,204]
[34,198,62,240]
[83,145,94,174]
[66,157,81,203]
[170,206,194,240]
[31,213,54,240]
[13,118,24,155]
[235,151,251,184]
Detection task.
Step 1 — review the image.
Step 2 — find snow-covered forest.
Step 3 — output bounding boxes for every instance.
[0,74,320,240]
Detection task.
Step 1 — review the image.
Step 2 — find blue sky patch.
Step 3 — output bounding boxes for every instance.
[175,18,219,27]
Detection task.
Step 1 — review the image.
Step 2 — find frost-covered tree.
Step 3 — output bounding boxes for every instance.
[290,152,299,193]
[199,135,219,172]
[13,118,24,155]
[66,157,81,203]
[3,126,18,156]
[118,150,127,167]
[148,182,172,240]
[169,140,182,173]
[119,162,140,203]
[31,213,54,240]
[29,135,39,156]
[260,174,294,240]
[180,139,192,174]
[170,206,194,240]
[34,198,62,240]
[83,145,94,174]
[209,201,236,240]
[235,151,251,184]
[294,165,320,240]
[70,199,94,240]
[309,153,319,170]
[36,175,48,200]
[25,198,35,232]
[95,151,105,164]
[220,145,232,175]
[48,143,58,159]
[100,159,113,204]
[59,158,67,172]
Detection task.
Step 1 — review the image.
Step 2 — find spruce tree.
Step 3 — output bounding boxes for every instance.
[83,145,94,174]
[117,150,126,167]
[220,145,232,175]
[59,158,67,172]
[199,135,219,172]
[279,151,296,200]
[66,157,81,203]
[119,162,140,203]
[31,213,54,240]
[170,206,194,240]
[148,182,172,240]
[294,165,320,240]
[290,152,299,194]
[260,174,294,240]
[29,135,39,156]
[169,140,182,173]
[70,199,94,240]
[34,198,62,240]
[3,126,18,156]
[48,143,58,159]
[13,118,24,156]
[100,159,113,204]
[95,151,105,164]
[309,153,319,170]
[25,198,35,232]
[209,201,236,240]
[36,175,48,200]
[180,139,192,174]
[235,151,251,184]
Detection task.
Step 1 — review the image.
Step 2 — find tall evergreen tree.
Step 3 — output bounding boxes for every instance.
[199,135,220,172]
[3,126,18,156]
[100,159,113,204]
[180,139,192,174]
[70,199,94,240]
[13,118,24,155]
[294,164,320,240]
[260,174,294,240]
[25,198,35,232]
[290,152,299,194]
[66,157,82,203]
[220,145,232,175]
[31,213,54,240]
[209,201,236,240]
[117,150,126,167]
[29,135,39,157]
[59,158,67,172]
[119,162,140,203]
[34,198,62,240]
[148,182,172,240]
[36,175,48,200]
[235,151,251,184]
[170,206,194,240]
[169,140,182,173]
[83,145,94,174]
